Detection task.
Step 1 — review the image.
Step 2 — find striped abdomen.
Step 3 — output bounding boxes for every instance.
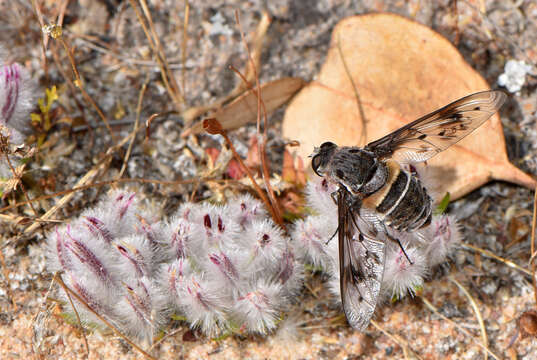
[362,160,432,231]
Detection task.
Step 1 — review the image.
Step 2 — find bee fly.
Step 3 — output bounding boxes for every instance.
[311,90,506,330]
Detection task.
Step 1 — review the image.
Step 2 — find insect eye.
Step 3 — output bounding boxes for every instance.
[312,154,323,176]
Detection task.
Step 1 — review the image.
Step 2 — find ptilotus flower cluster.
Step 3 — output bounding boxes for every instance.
[46,191,168,344]
[0,51,37,183]
[0,53,37,145]
[291,177,462,304]
[162,194,303,337]
[46,191,303,342]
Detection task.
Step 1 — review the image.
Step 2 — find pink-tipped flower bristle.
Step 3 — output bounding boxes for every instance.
[0,61,37,144]
[382,242,427,299]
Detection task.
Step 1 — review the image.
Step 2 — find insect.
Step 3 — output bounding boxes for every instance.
[310,90,506,330]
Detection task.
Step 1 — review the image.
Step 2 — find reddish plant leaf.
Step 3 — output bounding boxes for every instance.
[245,135,261,169]
[226,159,246,180]
[282,14,535,200]
[282,149,296,184]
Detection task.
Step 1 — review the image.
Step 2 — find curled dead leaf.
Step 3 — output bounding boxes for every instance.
[282,14,536,200]
[183,77,305,137]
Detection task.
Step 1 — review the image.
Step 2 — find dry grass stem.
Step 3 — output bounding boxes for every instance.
[449,276,489,360]
[60,272,90,358]
[181,1,189,96]
[234,11,284,227]
[1,177,226,216]
[531,185,537,305]
[117,75,149,180]
[462,243,532,276]
[128,0,184,109]
[0,249,16,310]
[54,34,116,141]
[420,297,500,360]
[369,320,423,360]
[202,118,281,226]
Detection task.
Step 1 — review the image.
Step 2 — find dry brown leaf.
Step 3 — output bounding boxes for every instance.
[282,14,535,200]
[182,77,304,137]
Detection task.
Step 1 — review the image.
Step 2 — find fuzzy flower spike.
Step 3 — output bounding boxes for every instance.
[0,61,37,144]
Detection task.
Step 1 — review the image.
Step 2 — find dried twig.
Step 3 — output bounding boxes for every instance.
[60,272,90,358]
[421,296,500,360]
[203,118,282,227]
[43,25,116,141]
[462,243,532,276]
[531,185,537,304]
[117,74,150,180]
[181,1,190,96]
[449,276,489,360]
[0,249,16,310]
[369,320,423,360]
[2,177,228,216]
[234,11,284,227]
[128,0,184,109]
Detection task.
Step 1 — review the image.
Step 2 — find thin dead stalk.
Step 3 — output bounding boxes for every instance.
[60,273,90,358]
[1,177,224,215]
[44,26,116,141]
[0,249,16,310]
[128,0,184,109]
[531,185,537,304]
[203,118,282,227]
[421,296,500,360]
[234,11,284,227]
[117,74,150,180]
[181,1,190,95]
[462,243,532,276]
[369,320,423,360]
[449,276,489,360]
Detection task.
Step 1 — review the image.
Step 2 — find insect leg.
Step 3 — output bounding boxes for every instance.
[326,229,338,245]
[384,229,414,265]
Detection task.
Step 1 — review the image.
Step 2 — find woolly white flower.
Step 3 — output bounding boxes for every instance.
[164,216,196,260]
[190,203,240,254]
[275,247,304,297]
[0,62,37,144]
[382,243,427,299]
[206,250,240,287]
[237,220,287,273]
[233,280,282,334]
[305,177,338,215]
[80,190,138,240]
[291,215,336,269]
[175,273,230,336]
[115,234,160,279]
[114,277,167,345]
[228,193,267,228]
[46,189,304,339]
[423,214,462,267]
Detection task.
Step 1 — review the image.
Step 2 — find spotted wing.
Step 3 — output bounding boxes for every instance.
[338,189,385,330]
[366,90,507,163]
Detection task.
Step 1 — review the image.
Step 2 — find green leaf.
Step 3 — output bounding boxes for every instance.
[45,86,59,108]
[434,192,450,215]
[30,113,42,124]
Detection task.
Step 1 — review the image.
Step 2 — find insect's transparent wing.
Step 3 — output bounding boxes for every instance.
[366,90,507,163]
[338,190,386,330]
